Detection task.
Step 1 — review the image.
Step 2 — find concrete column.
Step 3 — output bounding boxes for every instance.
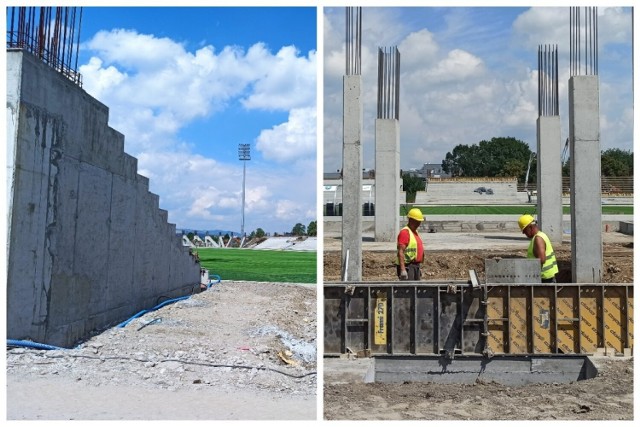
[568,76,602,283]
[374,119,400,242]
[342,75,363,281]
[536,116,563,246]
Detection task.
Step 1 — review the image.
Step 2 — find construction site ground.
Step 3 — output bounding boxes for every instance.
[323,230,634,420]
[6,281,317,420]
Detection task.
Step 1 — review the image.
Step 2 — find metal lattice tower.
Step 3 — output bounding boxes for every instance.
[6,6,83,86]
[377,47,401,120]
[238,144,251,238]
[538,44,559,117]
[346,7,362,76]
[570,7,598,76]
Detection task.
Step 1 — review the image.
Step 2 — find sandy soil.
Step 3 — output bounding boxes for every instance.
[323,241,633,283]
[6,281,317,420]
[322,232,634,421]
[323,357,633,420]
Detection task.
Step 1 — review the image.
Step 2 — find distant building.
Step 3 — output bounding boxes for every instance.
[419,163,451,179]
[387,163,451,180]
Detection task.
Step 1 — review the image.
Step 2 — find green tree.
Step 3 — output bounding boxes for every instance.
[601,148,633,176]
[291,223,306,236]
[442,137,533,182]
[501,158,527,179]
[187,232,194,241]
[255,228,266,238]
[402,173,425,203]
[307,220,317,236]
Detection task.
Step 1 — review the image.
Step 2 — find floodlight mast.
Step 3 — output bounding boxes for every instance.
[238,144,251,239]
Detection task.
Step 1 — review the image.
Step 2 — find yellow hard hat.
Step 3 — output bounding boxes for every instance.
[407,208,424,222]
[518,214,536,231]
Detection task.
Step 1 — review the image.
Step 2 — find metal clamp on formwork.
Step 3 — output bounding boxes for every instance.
[468,269,481,289]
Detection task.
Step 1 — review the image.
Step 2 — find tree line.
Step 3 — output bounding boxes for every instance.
[401,137,632,202]
[440,137,632,181]
[185,220,317,243]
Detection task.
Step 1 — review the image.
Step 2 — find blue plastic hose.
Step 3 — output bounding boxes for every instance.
[7,339,65,350]
[208,274,221,288]
[117,295,191,328]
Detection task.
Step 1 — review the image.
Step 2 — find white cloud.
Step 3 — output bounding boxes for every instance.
[242,47,316,110]
[398,29,439,70]
[275,199,315,223]
[80,29,316,153]
[425,49,485,83]
[255,107,317,163]
[323,7,633,173]
[137,148,315,233]
[80,57,127,101]
[512,8,567,49]
[78,28,316,233]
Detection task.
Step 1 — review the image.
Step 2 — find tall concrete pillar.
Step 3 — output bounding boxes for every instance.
[374,119,400,241]
[374,46,401,243]
[342,75,363,281]
[569,76,602,282]
[536,116,563,246]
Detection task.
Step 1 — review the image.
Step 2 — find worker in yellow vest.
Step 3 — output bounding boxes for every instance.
[396,208,425,280]
[518,214,559,283]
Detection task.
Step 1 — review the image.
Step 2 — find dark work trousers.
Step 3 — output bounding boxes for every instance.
[397,263,421,281]
[541,276,557,283]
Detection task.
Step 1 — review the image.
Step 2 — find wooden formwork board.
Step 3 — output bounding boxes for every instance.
[324,282,633,356]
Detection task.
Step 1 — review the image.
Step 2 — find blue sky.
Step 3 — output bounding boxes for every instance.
[323,6,634,173]
[5,6,317,235]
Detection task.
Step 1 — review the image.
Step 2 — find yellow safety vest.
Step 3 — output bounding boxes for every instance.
[527,231,558,280]
[396,226,418,265]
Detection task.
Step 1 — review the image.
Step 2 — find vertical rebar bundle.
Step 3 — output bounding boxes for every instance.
[377,46,401,120]
[6,6,83,86]
[570,6,598,76]
[345,7,362,76]
[538,44,559,117]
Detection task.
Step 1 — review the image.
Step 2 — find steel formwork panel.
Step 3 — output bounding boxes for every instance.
[324,282,633,356]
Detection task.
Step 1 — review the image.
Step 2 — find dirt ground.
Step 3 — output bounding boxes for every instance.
[323,233,634,421]
[323,241,634,283]
[5,281,317,420]
[323,357,633,420]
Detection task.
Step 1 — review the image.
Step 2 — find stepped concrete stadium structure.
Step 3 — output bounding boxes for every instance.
[6,50,201,348]
[323,175,632,235]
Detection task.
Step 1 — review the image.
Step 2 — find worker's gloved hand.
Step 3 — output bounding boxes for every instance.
[400,270,408,280]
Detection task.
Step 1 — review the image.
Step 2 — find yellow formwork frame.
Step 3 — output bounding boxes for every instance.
[485,284,633,355]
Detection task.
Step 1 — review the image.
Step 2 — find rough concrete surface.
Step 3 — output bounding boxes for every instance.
[324,356,633,420]
[6,281,317,420]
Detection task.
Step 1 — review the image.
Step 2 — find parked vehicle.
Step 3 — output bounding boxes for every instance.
[474,187,486,193]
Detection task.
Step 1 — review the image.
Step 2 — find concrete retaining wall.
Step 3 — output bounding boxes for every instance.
[6,51,200,348]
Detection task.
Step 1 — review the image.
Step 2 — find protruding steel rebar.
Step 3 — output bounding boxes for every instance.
[538,44,559,117]
[346,7,362,76]
[570,7,598,76]
[377,46,401,120]
[6,6,83,86]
